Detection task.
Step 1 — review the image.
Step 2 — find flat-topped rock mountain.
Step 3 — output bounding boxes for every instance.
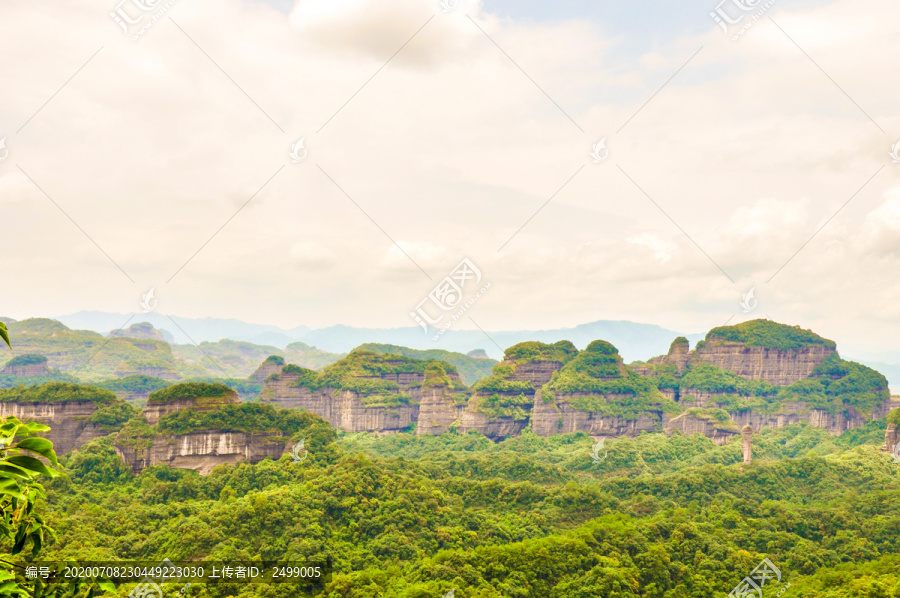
[113,382,321,474]
[0,382,135,454]
[258,320,891,444]
[109,321,175,343]
[5,319,896,475]
[259,350,467,434]
[141,382,240,424]
[1,354,52,377]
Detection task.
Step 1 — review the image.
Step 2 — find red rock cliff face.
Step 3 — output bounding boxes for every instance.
[416,385,465,436]
[250,361,285,384]
[115,431,287,475]
[142,389,240,424]
[531,391,669,438]
[502,360,565,387]
[1,362,51,377]
[259,370,423,434]
[460,359,567,440]
[695,341,835,385]
[665,412,738,446]
[0,401,108,454]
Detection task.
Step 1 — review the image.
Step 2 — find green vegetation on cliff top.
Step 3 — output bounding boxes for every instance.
[545,341,677,418]
[357,343,496,386]
[146,382,236,405]
[41,416,900,597]
[0,382,118,404]
[310,350,464,407]
[700,319,836,351]
[503,340,579,364]
[472,341,579,396]
[94,374,172,395]
[154,402,333,437]
[674,353,889,416]
[262,355,285,366]
[3,353,48,367]
[888,408,900,425]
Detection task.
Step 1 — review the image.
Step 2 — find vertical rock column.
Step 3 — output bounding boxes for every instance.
[883,422,899,454]
[741,424,753,465]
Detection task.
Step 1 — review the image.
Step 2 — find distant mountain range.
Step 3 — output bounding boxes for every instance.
[55,311,704,363]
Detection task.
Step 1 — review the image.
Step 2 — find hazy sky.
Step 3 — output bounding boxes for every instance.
[1,0,898,355]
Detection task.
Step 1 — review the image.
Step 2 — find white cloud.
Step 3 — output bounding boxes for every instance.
[0,0,899,354]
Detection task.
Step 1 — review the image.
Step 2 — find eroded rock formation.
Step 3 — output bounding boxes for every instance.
[115,431,287,475]
[0,401,108,454]
[695,342,834,386]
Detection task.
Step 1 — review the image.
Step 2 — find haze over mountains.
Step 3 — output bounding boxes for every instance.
[56,311,705,363]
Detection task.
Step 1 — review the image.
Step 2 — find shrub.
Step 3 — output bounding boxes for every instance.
[0,382,118,404]
[700,319,836,351]
[147,382,235,404]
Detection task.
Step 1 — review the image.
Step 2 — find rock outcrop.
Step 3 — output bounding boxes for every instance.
[1,354,51,377]
[460,341,577,439]
[115,431,287,475]
[695,342,834,386]
[665,410,738,446]
[0,383,131,454]
[742,424,753,464]
[415,385,466,436]
[0,401,108,454]
[532,340,676,440]
[250,355,285,383]
[884,409,900,456]
[259,352,466,434]
[142,383,240,425]
[114,359,180,381]
[632,337,692,376]
[244,322,893,447]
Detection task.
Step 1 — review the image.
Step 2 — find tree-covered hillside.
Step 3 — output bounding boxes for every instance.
[14,412,898,597]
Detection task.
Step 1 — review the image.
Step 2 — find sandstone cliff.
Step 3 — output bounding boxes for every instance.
[142,383,240,424]
[695,342,834,386]
[665,410,739,446]
[884,409,900,455]
[0,400,108,454]
[1,354,52,377]
[259,352,466,434]
[240,324,894,448]
[250,355,285,383]
[533,340,676,439]
[460,341,576,439]
[115,430,287,475]
[0,382,133,454]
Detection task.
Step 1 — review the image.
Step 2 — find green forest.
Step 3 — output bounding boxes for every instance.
[2,409,899,597]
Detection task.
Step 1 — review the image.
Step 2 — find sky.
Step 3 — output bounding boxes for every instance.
[1,0,899,357]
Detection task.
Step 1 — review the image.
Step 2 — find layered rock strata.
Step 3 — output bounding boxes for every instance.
[0,401,108,454]
[115,431,287,475]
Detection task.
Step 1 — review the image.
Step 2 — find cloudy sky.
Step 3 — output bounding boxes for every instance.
[1,0,898,356]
